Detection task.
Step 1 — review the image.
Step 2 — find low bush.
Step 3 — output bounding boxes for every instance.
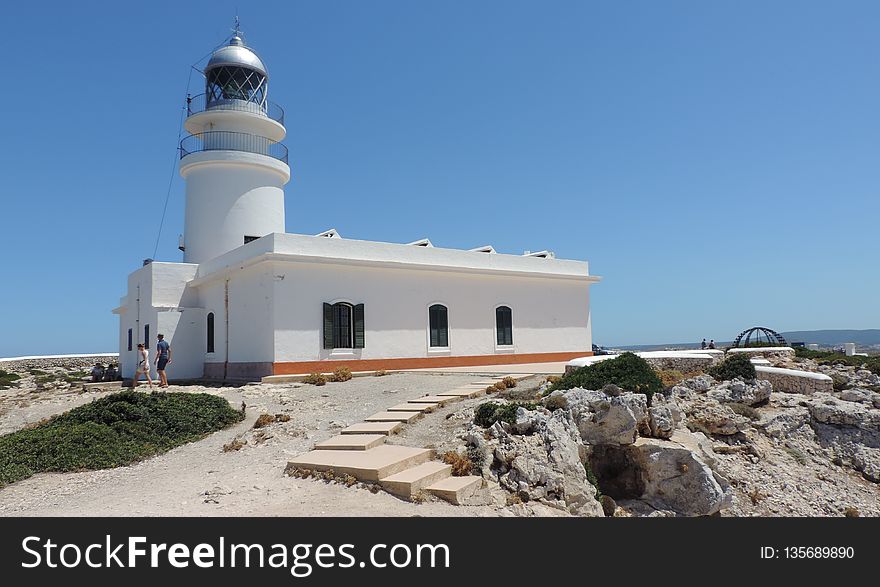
[501,376,517,389]
[550,353,663,400]
[0,391,244,487]
[707,353,757,382]
[302,373,327,386]
[794,348,880,375]
[330,366,353,382]
[441,451,474,476]
[373,370,388,377]
[473,401,536,428]
[0,370,21,390]
[253,414,276,428]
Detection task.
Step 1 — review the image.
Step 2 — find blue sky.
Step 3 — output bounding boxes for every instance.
[0,1,878,357]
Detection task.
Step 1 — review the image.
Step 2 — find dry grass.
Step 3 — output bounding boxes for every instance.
[373,369,388,377]
[501,376,517,388]
[222,437,247,452]
[441,451,474,476]
[330,366,353,382]
[302,372,327,386]
[253,413,291,428]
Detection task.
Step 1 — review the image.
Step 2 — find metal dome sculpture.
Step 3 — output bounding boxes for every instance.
[732,327,788,348]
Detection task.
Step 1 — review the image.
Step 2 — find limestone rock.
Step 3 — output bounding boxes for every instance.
[682,397,749,436]
[647,394,682,439]
[562,388,649,445]
[707,378,772,406]
[634,435,734,516]
[491,408,604,516]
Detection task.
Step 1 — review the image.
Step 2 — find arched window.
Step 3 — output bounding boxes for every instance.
[323,302,365,349]
[429,304,449,347]
[206,312,215,353]
[496,306,513,346]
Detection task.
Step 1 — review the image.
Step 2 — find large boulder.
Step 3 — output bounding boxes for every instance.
[804,394,880,482]
[681,396,749,436]
[560,388,649,445]
[490,408,604,516]
[634,434,734,516]
[647,393,682,439]
[707,378,772,406]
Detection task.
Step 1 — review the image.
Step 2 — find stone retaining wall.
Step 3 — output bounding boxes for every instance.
[0,354,119,373]
[755,366,833,395]
[727,347,795,362]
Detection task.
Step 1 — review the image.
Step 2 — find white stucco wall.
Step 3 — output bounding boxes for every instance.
[200,262,276,369]
[181,155,288,265]
[115,262,201,379]
[269,260,592,362]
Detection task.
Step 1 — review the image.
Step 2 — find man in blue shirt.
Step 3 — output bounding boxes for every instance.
[155,334,172,388]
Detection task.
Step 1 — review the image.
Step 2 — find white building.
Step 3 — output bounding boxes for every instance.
[113,31,600,381]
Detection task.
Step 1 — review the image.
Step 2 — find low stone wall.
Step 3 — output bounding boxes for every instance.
[642,356,715,373]
[0,353,119,373]
[727,347,795,362]
[755,366,833,395]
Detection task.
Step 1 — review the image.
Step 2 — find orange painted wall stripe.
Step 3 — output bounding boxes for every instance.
[272,351,593,375]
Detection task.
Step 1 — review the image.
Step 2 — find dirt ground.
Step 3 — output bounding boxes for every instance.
[0,371,543,517]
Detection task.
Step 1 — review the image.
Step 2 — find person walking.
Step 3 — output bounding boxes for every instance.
[155,333,172,388]
[133,343,153,390]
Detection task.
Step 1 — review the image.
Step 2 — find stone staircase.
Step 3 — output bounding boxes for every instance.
[287,374,532,504]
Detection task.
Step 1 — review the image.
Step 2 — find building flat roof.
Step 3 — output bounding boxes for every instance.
[191,232,598,286]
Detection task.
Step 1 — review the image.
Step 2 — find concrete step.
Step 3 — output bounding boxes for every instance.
[407,395,457,406]
[340,421,403,436]
[438,388,485,398]
[365,411,421,423]
[387,402,438,413]
[470,380,502,386]
[288,445,433,482]
[314,434,386,451]
[379,461,453,499]
[426,475,484,505]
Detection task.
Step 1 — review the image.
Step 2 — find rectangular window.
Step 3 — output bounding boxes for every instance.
[334,303,352,348]
[429,305,448,347]
[127,329,132,352]
[496,307,513,346]
[144,324,150,349]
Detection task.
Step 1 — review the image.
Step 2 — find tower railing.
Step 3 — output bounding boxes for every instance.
[179,131,289,164]
[186,93,285,126]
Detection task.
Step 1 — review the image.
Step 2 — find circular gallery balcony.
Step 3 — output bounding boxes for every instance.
[186,93,285,125]
[179,131,289,165]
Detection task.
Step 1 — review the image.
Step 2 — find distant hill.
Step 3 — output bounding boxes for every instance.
[781,329,880,346]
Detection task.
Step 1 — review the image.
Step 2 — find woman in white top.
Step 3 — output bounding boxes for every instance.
[133,343,154,390]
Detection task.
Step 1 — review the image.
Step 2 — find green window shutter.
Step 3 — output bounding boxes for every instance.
[353,304,365,348]
[323,303,334,349]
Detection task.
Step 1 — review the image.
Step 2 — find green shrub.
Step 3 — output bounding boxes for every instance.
[707,353,757,382]
[0,370,21,390]
[550,353,663,400]
[0,391,243,487]
[473,401,536,428]
[794,348,880,375]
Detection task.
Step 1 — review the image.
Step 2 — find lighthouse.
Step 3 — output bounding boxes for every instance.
[179,29,290,264]
[114,25,598,384]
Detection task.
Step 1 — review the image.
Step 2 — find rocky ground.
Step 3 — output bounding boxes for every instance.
[433,359,880,517]
[1,355,879,517]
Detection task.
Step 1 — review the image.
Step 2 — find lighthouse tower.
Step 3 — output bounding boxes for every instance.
[179,29,290,264]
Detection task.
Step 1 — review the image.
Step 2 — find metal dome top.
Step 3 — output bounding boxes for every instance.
[731,327,788,348]
[206,35,268,77]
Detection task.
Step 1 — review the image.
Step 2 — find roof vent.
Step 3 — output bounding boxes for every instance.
[407,238,433,247]
[470,245,496,253]
[523,250,555,259]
